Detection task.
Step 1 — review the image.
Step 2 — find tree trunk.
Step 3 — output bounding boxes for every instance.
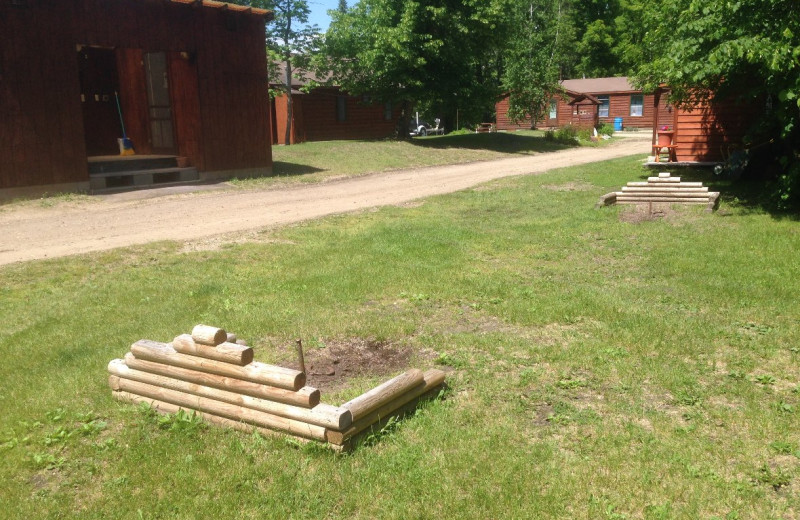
[396,100,412,140]
[284,59,293,145]
[283,8,294,145]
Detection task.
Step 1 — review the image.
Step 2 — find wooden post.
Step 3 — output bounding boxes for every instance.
[191,324,228,346]
[123,353,319,408]
[131,339,305,391]
[108,359,351,430]
[327,369,446,445]
[340,369,425,422]
[108,375,328,441]
[111,391,344,452]
[172,334,254,366]
[296,339,305,374]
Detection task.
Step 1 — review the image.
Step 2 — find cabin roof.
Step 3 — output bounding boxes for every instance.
[561,77,638,95]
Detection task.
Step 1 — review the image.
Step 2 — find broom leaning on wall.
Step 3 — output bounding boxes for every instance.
[114,91,135,156]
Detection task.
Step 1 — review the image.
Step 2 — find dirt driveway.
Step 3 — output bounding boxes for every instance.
[0,137,649,266]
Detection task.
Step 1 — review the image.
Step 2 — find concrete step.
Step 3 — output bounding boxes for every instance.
[88,155,179,174]
[89,167,198,190]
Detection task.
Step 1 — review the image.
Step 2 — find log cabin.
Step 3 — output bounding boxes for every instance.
[650,87,762,163]
[270,64,401,145]
[1,0,274,200]
[496,77,668,132]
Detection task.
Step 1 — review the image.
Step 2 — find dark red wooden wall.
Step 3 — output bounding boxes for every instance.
[496,91,659,131]
[0,0,271,191]
[273,88,400,145]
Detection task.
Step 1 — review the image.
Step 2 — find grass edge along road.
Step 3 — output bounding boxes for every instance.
[1,156,798,518]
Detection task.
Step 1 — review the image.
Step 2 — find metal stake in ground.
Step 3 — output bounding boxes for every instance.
[296,339,306,375]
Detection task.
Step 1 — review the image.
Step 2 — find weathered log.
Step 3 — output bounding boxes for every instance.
[123,353,319,408]
[327,369,446,445]
[226,332,237,343]
[340,369,425,422]
[172,334,254,366]
[109,375,327,441]
[191,324,228,346]
[131,339,305,391]
[111,391,342,451]
[108,359,350,430]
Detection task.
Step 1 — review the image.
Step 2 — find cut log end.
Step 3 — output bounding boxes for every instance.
[192,324,228,346]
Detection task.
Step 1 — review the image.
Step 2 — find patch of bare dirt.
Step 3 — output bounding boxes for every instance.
[619,203,682,223]
[300,337,417,393]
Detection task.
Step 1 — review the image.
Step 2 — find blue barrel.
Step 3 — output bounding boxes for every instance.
[614,117,623,131]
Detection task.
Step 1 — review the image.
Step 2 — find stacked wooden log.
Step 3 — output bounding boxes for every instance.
[108,325,445,450]
[597,172,720,212]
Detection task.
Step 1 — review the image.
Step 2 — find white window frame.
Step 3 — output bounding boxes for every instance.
[630,95,644,117]
[549,99,557,119]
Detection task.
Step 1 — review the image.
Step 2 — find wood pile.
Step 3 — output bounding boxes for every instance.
[597,172,720,212]
[108,325,445,450]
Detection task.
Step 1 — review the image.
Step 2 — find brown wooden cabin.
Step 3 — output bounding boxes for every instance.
[1,0,274,200]
[496,77,666,132]
[271,65,400,145]
[651,88,762,163]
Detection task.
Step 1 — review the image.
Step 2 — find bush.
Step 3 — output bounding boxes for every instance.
[597,123,615,137]
[554,126,578,143]
[577,128,593,141]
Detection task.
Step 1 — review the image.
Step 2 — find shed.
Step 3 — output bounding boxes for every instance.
[271,64,400,145]
[1,0,274,199]
[651,88,761,163]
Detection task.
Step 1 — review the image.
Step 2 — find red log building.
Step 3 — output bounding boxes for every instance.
[496,77,668,132]
[1,0,273,200]
[270,65,400,145]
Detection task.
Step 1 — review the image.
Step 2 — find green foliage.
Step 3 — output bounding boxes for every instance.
[322,0,509,132]
[636,0,800,209]
[597,123,615,136]
[501,0,564,124]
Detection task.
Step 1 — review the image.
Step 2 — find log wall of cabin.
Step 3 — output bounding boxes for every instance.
[0,0,270,191]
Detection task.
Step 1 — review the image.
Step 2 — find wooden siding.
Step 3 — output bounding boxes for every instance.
[1,0,270,191]
[495,97,533,130]
[652,89,759,162]
[273,88,399,145]
[497,91,658,131]
[673,100,758,162]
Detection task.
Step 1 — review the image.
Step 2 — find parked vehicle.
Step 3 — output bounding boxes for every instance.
[409,118,444,137]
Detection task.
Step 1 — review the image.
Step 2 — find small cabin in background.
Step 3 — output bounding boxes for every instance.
[1,0,273,200]
[496,77,667,132]
[651,88,761,163]
[271,64,400,145]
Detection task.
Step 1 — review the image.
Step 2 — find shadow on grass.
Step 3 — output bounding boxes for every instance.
[409,132,576,154]
[271,161,327,177]
[640,166,800,220]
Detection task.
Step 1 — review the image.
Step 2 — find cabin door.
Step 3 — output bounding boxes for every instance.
[78,46,122,156]
[144,52,176,154]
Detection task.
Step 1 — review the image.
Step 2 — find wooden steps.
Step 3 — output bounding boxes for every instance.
[108,324,445,451]
[597,172,719,212]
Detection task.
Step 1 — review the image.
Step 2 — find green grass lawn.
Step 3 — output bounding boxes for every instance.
[236,130,587,187]
[1,156,798,518]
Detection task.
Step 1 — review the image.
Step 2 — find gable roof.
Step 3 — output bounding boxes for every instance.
[560,77,638,95]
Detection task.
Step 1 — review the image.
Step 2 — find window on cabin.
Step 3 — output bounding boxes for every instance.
[384,102,393,121]
[630,95,644,117]
[549,99,557,119]
[598,96,610,118]
[336,96,347,121]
